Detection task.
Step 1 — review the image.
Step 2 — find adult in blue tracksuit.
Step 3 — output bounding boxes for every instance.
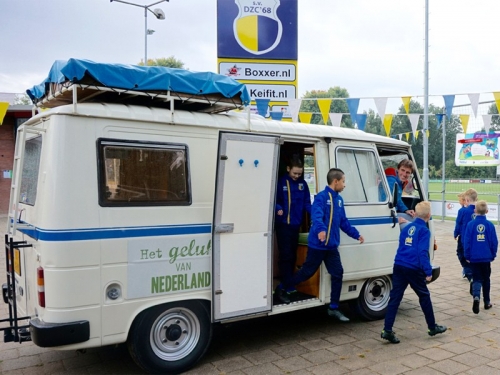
[384,162,415,229]
[381,201,446,344]
[464,200,498,314]
[275,158,311,292]
[278,168,364,322]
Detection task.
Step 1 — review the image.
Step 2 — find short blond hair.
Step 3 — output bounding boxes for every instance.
[415,201,431,218]
[464,188,478,202]
[475,200,488,215]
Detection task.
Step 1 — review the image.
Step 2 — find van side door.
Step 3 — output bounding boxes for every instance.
[213,132,280,321]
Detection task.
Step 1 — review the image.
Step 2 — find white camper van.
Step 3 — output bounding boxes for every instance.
[2,60,439,374]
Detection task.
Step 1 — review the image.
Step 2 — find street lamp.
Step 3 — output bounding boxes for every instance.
[110,0,168,65]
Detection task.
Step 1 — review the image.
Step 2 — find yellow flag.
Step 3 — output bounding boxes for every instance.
[401,96,411,114]
[415,131,419,140]
[405,132,409,141]
[494,92,500,114]
[426,130,430,138]
[317,99,332,125]
[459,114,470,133]
[299,112,313,124]
[383,114,393,136]
[0,102,9,125]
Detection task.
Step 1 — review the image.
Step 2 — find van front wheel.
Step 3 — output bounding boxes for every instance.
[128,300,212,374]
[349,276,392,321]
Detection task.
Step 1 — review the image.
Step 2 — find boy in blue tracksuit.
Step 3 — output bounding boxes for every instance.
[464,200,498,314]
[459,188,478,288]
[276,168,364,321]
[381,201,447,343]
[275,158,311,302]
[454,192,471,280]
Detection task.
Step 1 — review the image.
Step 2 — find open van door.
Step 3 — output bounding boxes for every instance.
[213,133,280,321]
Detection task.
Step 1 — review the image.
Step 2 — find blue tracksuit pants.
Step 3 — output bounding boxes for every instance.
[384,264,436,331]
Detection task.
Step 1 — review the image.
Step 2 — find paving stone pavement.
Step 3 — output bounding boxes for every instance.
[2,215,500,374]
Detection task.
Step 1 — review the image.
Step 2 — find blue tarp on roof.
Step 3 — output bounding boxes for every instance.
[27,58,250,105]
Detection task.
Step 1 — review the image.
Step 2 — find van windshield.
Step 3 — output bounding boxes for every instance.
[19,136,42,206]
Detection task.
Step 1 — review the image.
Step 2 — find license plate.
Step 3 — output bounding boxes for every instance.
[14,248,21,276]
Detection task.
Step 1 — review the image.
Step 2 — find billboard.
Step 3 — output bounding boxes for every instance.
[217,0,298,60]
[455,132,500,166]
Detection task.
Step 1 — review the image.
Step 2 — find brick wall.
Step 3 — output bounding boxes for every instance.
[0,118,15,214]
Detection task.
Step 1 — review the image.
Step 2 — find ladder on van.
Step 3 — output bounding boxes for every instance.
[6,125,43,236]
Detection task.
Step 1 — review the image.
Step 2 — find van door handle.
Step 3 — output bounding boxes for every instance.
[390,210,397,228]
[214,223,234,233]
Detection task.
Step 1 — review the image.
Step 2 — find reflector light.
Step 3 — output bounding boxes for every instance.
[37,267,45,308]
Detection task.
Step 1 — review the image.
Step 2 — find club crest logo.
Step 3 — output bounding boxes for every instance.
[233,0,282,55]
[477,224,485,233]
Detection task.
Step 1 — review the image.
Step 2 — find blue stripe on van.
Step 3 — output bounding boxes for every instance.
[18,224,212,242]
[17,217,394,242]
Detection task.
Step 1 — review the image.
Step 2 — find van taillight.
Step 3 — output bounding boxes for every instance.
[37,267,45,307]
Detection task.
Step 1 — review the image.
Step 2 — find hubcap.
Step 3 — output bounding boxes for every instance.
[364,276,392,311]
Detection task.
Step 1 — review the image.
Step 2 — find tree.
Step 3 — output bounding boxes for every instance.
[300,87,353,127]
[138,56,185,69]
[14,94,32,105]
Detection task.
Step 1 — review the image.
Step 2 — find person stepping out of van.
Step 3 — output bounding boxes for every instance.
[274,157,311,304]
[276,168,364,322]
[381,202,446,344]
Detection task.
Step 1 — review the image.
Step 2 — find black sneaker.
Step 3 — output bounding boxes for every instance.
[327,308,350,322]
[381,330,400,344]
[428,324,447,336]
[485,303,493,310]
[473,297,480,314]
[274,286,290,304]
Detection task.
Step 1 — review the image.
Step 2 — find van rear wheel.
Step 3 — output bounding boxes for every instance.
[127,300,212,374]
[350,276,392,321]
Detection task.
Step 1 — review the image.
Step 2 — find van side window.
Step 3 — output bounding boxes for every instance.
[19,136,42,206]
[98,139,191,206]
[336,148,385,204]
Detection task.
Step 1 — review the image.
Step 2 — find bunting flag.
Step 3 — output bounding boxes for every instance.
[494,92,500,114]
[0,102,9,125]
[482,114,493,133]
[383,114,393,136]
[435,113,445,129]
[398,134,402,141]
[345,98,360,125]
[405,132,410,141]
[401,96,411,114]
[269,111,283,121]
[443,95,455,119]
[373,97,388,119]
[408,114,420,138]
[329,113,343,127]
[459,114,470,133]
[426,130,430,138]
[356,114,367,131]
[255,98,270,117]
[468,93,480,117]
[287,99,301,123]
[317,99,332,125]
[298,112,313,124]
[414,131,419,140]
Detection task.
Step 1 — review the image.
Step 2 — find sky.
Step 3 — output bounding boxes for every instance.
[1,0,500,130]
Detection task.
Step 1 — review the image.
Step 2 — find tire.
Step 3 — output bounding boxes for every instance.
[349,276,392,321]
[127,300,212,374]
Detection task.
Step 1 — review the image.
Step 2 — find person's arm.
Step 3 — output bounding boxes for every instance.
[453,209,463,239]
[463,223,472,261]
[275,178,284,214]
[311,192,327,235]
[417,229,432,277]
[338,201,362,241]
[490,224,498,260]
[303,182,312,215]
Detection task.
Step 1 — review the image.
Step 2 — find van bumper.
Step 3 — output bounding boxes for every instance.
[30,318,90,347]
[427,265,440,284]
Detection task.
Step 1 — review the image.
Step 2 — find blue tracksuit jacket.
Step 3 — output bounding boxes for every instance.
[394,218,432,277]
[464,215,498,263]
[460,204,476,246]
[386,175,409,213]
[308,186,360,250]
[453,206,466,239]
[275,175,311,227]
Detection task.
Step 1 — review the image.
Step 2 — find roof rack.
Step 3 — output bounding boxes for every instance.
[27,59,250,114]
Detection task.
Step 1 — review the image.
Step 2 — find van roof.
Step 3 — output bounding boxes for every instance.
[26,59,250,114]
[26,102,409,148]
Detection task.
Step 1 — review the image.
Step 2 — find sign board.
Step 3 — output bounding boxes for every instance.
[455,133,500,166]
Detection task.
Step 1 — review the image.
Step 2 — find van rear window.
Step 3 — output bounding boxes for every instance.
[98,139,191,206]
[19,136,42,206]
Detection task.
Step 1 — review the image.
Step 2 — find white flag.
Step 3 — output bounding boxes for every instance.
[468,93,480,118]
[288,99,302,123]
[408,114,420,138]
[482,114,493,133]
[373,97,388,120]
[329,113,343,127]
